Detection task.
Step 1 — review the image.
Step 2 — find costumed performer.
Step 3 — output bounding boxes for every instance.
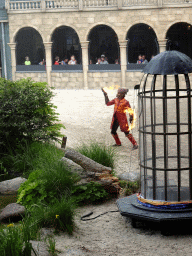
[101,87,138,149]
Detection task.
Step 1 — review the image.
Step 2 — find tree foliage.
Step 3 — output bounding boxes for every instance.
[0,78,65,152]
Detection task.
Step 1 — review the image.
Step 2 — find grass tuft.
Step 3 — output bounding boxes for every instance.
[76,141,116,169]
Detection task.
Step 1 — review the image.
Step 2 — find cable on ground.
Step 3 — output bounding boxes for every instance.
[81,210,119,221]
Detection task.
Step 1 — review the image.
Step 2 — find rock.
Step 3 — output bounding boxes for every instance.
[31,240,50,256]
[0,177,27,195]
[65,148,112,173]
[40,228,55,238]
[61,157,84,172]
[0,203,25,222]
[61,157,87,179]
[117,172,140,182]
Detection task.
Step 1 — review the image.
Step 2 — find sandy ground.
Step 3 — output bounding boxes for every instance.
[50,89,192,256]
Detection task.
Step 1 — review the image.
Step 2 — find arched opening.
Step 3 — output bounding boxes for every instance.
[166,22,192,59]
[88,25,119,64]
[127,23,158,64]
[15,27,45,65]
[51,26,81,64]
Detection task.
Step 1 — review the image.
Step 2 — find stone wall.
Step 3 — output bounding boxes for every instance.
[14,71,192,89]
[51,72,84,88]
[88,71,121,89]
[126,71,143,88]
[8,7,192,43]
[15,72,47,82]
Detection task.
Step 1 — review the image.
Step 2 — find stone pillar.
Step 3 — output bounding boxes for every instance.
[158,39,168,53]
[118,0,123,9]
[44,42,52,86]
[81,41,89,89]
[119,40,128,88]
[8,43,16,81]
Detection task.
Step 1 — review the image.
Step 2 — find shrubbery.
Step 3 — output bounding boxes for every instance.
[17,162,76,208]
[0,77,65,153]
[71,181,109,206]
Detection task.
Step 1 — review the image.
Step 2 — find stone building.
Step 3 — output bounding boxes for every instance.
[5,0,192,88]
[0,0,12,79]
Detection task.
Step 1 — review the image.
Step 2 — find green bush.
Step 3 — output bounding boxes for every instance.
[0,77,65,153]
[77,142,116,169]
[17,161,76,208]
[72,181,109,206]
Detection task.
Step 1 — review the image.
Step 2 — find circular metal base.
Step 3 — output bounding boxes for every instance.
[116,194,192,235]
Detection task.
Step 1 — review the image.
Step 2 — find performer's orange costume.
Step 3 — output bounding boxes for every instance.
[107,98,131,133]
[102,88,138,149]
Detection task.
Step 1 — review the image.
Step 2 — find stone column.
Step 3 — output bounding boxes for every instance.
[8,43,16,81]
[44,42,52,86]
[158,39,168,53]
[81,41,89,89]
[119,40,128,88]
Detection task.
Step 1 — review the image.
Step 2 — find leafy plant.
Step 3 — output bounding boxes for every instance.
[119,180,128,188]
[0,220,38,256]
[0,77,65,154]
[124,180,140,196]
[0,162,9,181]
[28,197,76,234]
[17,161,76,208]
[46,236,58,256]
[72,181,109,206]
[77,142,116,169]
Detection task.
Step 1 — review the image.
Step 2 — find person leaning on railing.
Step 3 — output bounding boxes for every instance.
[100,54,108,64]
[25,56,31,65]
[54,56,60,65]
[68,55,77,65]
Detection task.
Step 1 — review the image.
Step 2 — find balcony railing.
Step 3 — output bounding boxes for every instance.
[5,0,192,12]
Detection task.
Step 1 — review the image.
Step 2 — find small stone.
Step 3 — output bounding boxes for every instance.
[0,203,25,222]
[30,240,50,256]
[117,172,140,182]
[0,177,27,195]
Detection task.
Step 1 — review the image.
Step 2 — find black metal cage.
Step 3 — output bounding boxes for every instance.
[138,51,192,203]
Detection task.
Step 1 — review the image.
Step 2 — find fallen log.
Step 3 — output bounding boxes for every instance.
[65,148,112,173]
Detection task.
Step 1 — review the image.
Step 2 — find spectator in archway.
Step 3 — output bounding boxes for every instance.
[96,58,101,64]
[39,59,45,65]
[61,57,68,65]
[68,55,77,65]
[115,59,119,64]
[137,55,143,64]
[100,55,108,64]
[142,55,148,64]
[54,56,60,65]
[25,56,31,65]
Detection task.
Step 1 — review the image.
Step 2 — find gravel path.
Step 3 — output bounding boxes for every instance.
[50,89,192,256]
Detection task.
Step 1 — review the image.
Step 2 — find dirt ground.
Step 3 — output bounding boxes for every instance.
[51,89,192,256]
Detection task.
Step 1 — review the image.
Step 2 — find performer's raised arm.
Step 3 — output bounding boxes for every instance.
[101,88,116,106]
[101,88,109,105]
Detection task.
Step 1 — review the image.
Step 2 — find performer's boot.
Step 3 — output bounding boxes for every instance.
[126,134,138,149]
[112,134,121,146]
